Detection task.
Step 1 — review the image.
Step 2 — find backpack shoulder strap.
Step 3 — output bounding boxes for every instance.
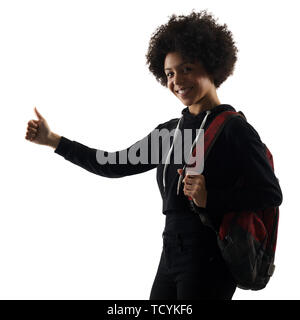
[189,110,246,229]
[204,110,246,160]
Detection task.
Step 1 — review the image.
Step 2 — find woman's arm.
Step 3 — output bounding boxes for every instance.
[53,132,160,178]
[47,132,61,149]
[26,107,163,178]
[206,117,283,212]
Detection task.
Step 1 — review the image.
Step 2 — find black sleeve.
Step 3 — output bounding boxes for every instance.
[54,124,165,178]
[205,117,283,212]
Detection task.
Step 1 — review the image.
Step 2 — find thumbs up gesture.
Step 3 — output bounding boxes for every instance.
[25,107,60,148]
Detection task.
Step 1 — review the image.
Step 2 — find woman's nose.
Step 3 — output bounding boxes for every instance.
[173,73,185,86]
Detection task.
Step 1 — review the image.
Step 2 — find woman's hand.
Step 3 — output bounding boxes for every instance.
[25,107,61,149]
[177,169,207,208]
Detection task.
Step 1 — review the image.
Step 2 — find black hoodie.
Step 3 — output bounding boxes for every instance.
[54,104,282,230]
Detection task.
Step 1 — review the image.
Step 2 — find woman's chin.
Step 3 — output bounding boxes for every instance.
[178,97,193,106]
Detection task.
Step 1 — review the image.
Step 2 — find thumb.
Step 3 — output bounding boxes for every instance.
[34,106,44,120]
[177,169,183,175]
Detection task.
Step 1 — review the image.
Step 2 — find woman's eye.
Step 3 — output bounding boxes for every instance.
[166,67,191,78]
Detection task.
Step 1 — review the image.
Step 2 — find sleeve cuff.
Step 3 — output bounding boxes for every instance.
[54,136,73,157]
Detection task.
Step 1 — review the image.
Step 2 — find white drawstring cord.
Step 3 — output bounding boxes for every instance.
[162,117,183,190]
[176,110,211,195]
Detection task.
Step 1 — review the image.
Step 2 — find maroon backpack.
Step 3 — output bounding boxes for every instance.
[187,110,279,290]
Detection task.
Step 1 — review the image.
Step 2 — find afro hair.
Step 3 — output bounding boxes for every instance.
[145,9,238,88]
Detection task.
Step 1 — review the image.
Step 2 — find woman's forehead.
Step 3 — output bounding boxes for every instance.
[164,52,202,70]
[164,52,197,68]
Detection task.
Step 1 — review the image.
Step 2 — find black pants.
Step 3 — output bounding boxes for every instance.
[149,230,237,300]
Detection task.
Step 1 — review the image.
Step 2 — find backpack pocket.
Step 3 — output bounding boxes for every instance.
[217,211,269,290]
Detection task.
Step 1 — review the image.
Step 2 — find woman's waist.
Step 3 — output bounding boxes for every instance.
[164,209,210,233]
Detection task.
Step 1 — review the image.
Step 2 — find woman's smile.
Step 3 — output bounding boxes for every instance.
[176,87,194,98]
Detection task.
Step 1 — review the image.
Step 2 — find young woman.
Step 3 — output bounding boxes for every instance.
[25,10,282,300]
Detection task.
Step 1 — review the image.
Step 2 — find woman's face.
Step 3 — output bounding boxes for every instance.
[164,51,215,107]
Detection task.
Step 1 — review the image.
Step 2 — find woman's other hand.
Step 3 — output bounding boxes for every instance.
[177,169,207,208]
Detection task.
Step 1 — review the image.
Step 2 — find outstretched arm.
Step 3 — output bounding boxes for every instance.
[25,107,162,178]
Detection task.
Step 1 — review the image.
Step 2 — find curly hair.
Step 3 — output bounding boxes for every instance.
[145,9,238,88]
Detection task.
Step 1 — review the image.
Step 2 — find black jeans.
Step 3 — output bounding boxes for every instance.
[149,230,237,300]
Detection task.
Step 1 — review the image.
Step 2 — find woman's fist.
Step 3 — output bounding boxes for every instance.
[25,107,51,146]
[177,169,207,208]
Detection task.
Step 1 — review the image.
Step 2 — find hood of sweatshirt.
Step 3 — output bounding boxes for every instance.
[181,104,236,125]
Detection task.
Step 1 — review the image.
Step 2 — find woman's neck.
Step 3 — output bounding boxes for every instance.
[188,98,221,115]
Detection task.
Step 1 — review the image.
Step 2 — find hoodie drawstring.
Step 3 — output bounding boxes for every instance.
[162,109,211,194]
[162,117,183,190]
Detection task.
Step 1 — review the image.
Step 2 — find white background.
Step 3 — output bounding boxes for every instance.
[0,0,299,300]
